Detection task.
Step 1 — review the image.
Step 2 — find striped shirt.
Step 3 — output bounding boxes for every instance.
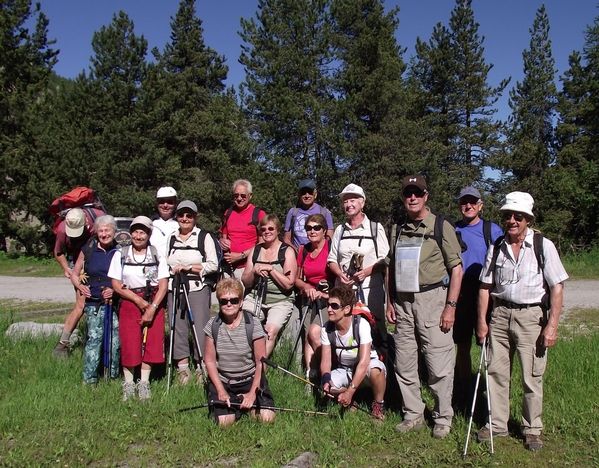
[203,314,265,382]
[479,228,568,304]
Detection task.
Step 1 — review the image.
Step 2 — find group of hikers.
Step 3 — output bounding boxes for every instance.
[50,176,568,451]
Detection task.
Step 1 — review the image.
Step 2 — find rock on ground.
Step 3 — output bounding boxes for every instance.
[5,321,80,344]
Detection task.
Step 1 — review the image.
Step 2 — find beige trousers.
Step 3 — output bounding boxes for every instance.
[393,286,455,426]
[487,304,547,436]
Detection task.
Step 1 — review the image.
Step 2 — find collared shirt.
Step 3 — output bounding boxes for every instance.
[327,214,389,289]
[397,209,462,286]
[166,227,218,292]
[479,228,568,304]
[150,217,179,259]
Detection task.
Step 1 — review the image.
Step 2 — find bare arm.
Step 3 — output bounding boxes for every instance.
[240,336,267,409]
[439,263,463,333]
[476,283,492,343]
[542,282,564,348]
[337,343,370,407]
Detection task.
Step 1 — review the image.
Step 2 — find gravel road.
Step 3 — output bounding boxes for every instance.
[0,276,596,310]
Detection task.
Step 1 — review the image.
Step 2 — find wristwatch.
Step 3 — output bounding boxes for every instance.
[349,382,357,390]
[446,300,457,308]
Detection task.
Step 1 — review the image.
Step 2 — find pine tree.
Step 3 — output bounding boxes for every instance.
[239,0,338,216]
[0,0,58,252]
[149,0,250,228]
[409,0,508,213]
[330,0,413,224]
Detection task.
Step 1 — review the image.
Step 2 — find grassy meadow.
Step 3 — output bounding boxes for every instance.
[0,303,598,467]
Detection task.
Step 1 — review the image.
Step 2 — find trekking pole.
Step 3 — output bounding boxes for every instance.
[180,273,207,376]
[178,401,331,416]
[261,357,372,417]
[286,299,312,369]
[483,339,494,454]
[253,277,266,320]
[102,296,112,381]
[166,274,181,394]
[463,336,486,458]
[141,326,148,359]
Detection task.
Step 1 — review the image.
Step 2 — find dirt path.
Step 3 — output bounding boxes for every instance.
[1,275,596,311]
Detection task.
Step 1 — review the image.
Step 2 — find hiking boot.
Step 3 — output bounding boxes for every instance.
[371,401,385,421]
[432,424,451,439]
[137,380,151,401]
[53,340,70,358]
[395,415,426,433]
[524,433,543,451]
[177,367,192,385]
[122,381,136,401]
[476,425,509,442]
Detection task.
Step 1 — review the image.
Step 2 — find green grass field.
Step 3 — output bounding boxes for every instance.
[1,304,597,466]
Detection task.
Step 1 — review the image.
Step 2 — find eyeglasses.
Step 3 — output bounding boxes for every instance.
[327,302,342,310]
[260,226,276,232]
[218,297,241,306]
[233,193,248,200]
[402,188,426,198]
[176,212,195,219]
[305,225,323,232]
[157,198,176,205]
[501,211,526,222]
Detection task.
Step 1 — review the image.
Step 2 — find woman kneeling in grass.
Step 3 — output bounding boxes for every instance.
[203,278,275,426]
[320,285,386,420]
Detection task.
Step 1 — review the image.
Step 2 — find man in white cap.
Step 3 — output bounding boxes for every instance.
[52,205,105,357]
[453,186,503,410]
[327,183,389,356]
[386,175,463,439]
[476,191,568,451]
[150,186,178,258]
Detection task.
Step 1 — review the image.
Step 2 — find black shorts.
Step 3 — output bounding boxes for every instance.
[453,279,479,344]
[208,376,274,421]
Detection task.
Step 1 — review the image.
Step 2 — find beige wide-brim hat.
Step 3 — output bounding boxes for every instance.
[129,216,153,233]
[500,191,534,218]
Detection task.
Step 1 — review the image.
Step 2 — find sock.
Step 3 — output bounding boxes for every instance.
[123,367,134,384]
[141,369,150,382]
[60,330,71,343]
[178,362,189,371]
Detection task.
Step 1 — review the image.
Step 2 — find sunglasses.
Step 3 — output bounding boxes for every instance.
[403,188,426,198]
[305,225,323,232]
[501,211,526,222]
[327,302,343,310]
[260,226,276,232]
[299,189,315,195]
[459,197,480,206]
[233,193,248,200]
[157,198,176,205]
[218,297,241,306]
[176,212,195,219]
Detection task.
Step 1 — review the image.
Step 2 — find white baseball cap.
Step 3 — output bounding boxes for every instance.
[65,208,86,237]
[339,183,366,200]
[156,186,177,199]
[500,191,534,218]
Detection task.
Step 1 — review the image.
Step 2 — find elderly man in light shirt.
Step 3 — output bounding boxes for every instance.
[476,191,568,452]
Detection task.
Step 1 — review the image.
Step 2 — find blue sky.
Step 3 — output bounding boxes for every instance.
[36,1,598,119]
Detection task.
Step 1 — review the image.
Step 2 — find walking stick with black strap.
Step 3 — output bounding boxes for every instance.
[253,276,266,320]
[102,292,112,381]
[286,298,312,369]
[166,273,181,394]
[179,272,207,376]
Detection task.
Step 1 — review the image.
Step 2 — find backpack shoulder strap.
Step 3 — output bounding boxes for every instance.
[490,235,505,277]
[222,207,234,228]
[533,232,545,274]
[149,245,159,264]
[211,315,223,348]
[197,230,207,259]
[483,219,492,248]
[242,310,254,350]
[370,220,379,258]
[352,314,361,348]
[433,214,444,252]
[326,321,336,352]
[252,244,263,265]
[289,207,298,236]
[168,233,176,255]
[251,206,261,227]
[120,245,131,269]
[278,243,288,265]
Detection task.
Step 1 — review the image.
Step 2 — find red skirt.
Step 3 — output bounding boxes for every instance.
[119,291,165,367]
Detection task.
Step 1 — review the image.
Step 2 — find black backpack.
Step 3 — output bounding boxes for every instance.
[325,313,383,365]
[168,230,224,291]
[210,310,254,350]
[222,206,262,237]
[335,219,380,263]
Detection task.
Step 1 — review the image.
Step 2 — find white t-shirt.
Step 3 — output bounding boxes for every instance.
[150,217,179,259]
[108,247,169,289]
[320,317,377,368]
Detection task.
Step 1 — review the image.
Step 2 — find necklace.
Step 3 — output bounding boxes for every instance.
[130,248,149,265]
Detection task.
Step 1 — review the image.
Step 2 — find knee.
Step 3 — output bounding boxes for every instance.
[217,415,236,427]
[259,409,276,423]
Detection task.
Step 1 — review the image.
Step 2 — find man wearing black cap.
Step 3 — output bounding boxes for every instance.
[387,175,463,439]
[453,186,503,410]
[283,179,334,250]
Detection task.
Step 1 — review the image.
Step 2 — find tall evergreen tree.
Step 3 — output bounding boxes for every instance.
[555,15,599,247]
[0,0,58,252]
[330,0,413,224]
[501,6,560,238]
[409,0,508,213]
[149,0,250,228]
[239,0,339,215]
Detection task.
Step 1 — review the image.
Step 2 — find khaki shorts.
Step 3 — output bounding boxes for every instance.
[243,296,293,330]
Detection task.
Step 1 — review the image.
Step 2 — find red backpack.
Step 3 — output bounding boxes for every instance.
[49,187,102,235]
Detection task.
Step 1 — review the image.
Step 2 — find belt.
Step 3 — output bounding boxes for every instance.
[495,298,542,309]
[419,281,445,293]
[130,286,158,294]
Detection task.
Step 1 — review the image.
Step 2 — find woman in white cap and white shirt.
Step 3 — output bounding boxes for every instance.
[150,186,179,258]
[476,191,568,451]
[166,200,218,385]
[108,216,169,401]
